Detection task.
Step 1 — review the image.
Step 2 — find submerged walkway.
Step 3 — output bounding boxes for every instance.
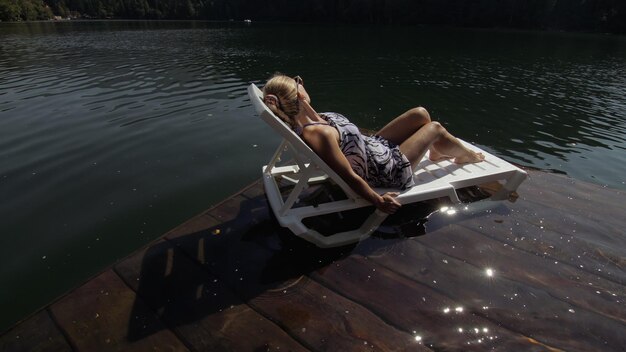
[1,170,625,351]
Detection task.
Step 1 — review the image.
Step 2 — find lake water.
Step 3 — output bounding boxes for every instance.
[1,21,625,331]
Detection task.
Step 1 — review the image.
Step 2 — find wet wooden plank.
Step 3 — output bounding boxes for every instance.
[166,191,424,351]
[163,180,265,240]
[114,240,308,351]
[416,224,625,324]
[164,213,222,241]
[163,192,283,296]
[479,212,623,285]
[247,277,425,351]
[519,172,626,228]
[365,237,625,352]
[437,200,626,286]
[513,198,625,251]
[525,171,626,210]
[166,193,298,297]
[206,193,261,224]
[49,270,188,351]
[310,255,544,351]
[4,171,625,352]
[0,310,71,352]
[513,195,626,252]
[240,179,267,200]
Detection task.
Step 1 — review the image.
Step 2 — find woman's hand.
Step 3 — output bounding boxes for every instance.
[375,192,401,214]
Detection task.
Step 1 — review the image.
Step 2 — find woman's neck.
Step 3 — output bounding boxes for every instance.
[293,99,323,128]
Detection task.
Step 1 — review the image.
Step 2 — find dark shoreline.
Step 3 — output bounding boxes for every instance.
[3,0,624,33]
[2,19,625,38]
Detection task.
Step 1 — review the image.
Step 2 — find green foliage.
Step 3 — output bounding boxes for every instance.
[0,0,52,21]
[4,0,623,34]
[0,0,20,21]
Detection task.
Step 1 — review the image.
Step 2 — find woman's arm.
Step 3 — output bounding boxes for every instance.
[302,126,401,214]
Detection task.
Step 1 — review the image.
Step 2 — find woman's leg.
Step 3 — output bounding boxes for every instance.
[375,107,431,144]
[376,107,452,161]
[399,122,484,168]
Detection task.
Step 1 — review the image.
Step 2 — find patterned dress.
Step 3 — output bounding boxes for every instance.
[295,112,415,190]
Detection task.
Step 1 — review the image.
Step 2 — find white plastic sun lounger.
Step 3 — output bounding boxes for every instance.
[248,83,527,248]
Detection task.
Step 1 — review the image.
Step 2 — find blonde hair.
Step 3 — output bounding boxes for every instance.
[262,74,299,128]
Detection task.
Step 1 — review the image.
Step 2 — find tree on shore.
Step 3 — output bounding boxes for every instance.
[0,0,53,21]
[1,0,624,34]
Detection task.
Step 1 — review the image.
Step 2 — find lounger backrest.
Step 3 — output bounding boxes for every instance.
[248,83,359,199]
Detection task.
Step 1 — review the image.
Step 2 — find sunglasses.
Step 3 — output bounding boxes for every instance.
[293,75,303,102]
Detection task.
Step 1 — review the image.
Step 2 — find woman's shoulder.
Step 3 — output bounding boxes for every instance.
[320,112,350,123]
[301,123,339,148]
[321,111,346,118]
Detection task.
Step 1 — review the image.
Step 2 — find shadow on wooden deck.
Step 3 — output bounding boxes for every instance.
[1,170,625,351]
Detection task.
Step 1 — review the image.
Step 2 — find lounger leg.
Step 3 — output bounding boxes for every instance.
[359,209,389,236]
[446,189,461,203]
[491,171,527,201]
[295,209,389,248]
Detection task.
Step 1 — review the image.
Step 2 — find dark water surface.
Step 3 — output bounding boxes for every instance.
[1,21,625,331]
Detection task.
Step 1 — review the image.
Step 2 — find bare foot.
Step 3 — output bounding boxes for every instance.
[453,151,485,164]
[428,149,453,162]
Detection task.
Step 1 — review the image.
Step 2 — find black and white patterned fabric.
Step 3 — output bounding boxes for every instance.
[297,112,415,190]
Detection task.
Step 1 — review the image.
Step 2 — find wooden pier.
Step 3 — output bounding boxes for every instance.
[1,170,625,351]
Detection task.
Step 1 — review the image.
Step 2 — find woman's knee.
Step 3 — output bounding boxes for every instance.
[406,106,431,125]
[425,121,446,136]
